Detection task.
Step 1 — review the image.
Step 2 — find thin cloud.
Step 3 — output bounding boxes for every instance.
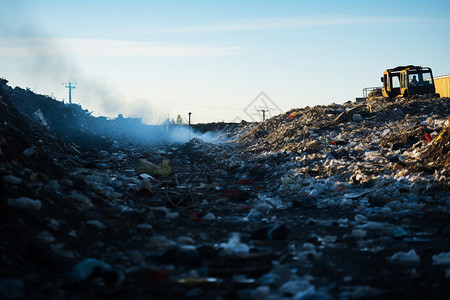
[143,16,424,34]
[0,38,243,57]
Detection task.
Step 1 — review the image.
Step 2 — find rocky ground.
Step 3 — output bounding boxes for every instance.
[1,78,450,299]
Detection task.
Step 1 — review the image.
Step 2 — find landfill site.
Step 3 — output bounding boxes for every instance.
[1,77,450,299]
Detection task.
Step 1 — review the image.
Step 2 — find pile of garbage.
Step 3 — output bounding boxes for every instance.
[239,95,449,179]
[1,77,449,299]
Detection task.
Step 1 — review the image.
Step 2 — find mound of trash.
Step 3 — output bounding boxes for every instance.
[1,77,450,299]
[238,95,449,181]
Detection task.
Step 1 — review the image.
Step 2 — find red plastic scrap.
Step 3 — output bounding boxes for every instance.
[424,133,432,142]
[237,178,254,185]
[289,113,297,119]
[332,140,346,146]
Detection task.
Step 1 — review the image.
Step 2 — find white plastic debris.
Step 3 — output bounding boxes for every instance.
[219,232,249,255]
[138,173,155,180]
[32,109,49,127]
[388,249,420,263]
[202,212,216,220]
[7,197,42,211]
[432,252,450,265]
[86,220,106,229]
[344,190,372,199]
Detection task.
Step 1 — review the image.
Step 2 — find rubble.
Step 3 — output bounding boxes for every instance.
[1,77,450,299]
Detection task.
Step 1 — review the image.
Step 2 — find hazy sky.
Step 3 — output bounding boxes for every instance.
[1,0,449,124]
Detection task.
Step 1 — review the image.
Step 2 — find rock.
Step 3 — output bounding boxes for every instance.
[7,197,42,210]
[137,224,153,230]
[352,114,362,122]
[36,231,55,244]
[432,252,450,265]
[2,175,22,185]
[23,146,38,157]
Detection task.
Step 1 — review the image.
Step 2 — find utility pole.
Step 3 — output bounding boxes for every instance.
[258,109,268,121]
[63,82,76,104]
[188,112,192,139]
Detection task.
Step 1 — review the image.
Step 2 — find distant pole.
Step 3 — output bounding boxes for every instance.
[188,112,192,139]
[63,82,76,104]
[258,109,268,121]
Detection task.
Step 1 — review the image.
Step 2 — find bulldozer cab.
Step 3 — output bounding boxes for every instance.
[381,65,437,98]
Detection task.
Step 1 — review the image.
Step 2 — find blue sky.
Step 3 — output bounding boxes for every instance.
[1,0,449,123]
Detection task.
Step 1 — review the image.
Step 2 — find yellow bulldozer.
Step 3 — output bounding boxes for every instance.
[381,65,439,98]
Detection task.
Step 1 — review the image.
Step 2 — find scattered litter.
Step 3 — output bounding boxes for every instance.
[135,159,171,176]
[388,249,420,263]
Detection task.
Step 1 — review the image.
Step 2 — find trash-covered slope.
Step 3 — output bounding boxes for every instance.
[1,77,450,299]
[239,95,449,179]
